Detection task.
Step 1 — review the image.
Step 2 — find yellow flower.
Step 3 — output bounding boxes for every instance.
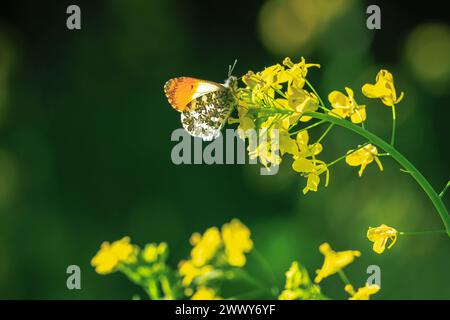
[345,144,383,176]
[287,87,319,115]
[284,261,308,289]
[291,131,329,194]
[314,243,361,283]
[303,173,320,194]
[362,69,404,107]
[367,224,398,254]
[190,227,222,267]
[178,260,213,286]
[143,242,167,263]
[91,237,134,275]
[191,287,221,300]
[231,106,255,139]
[345,284,380,300]
[328,87,366,124]
[279,261,323,300]
[222,219,253,267]
[282,57,320,90]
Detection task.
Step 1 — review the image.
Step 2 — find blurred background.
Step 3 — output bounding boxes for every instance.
[0,0,449,299]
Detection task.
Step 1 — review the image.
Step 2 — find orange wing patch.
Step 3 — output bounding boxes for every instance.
[164,77,200,112]
[164,77,223,112]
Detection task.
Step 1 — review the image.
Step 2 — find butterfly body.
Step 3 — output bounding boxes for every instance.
[164,76,237,141]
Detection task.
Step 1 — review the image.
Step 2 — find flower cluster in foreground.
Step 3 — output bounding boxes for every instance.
[92,219,379,300]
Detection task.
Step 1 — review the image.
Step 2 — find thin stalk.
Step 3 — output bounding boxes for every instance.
[399,230,447,236]
[315,123,334,145]
[290,120,326,136]
[305,111,450,237]
[338,270,351,287]
[391,105,396,146]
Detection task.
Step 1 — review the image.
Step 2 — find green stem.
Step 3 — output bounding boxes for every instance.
[160,275,174,300]
[290,120,326,136]
[439,180,450,198]
[399,230,447,236]
[315,123,334,145]
[338,270,351,287]
[148,279,160,300]
[391,105,396,146]
[305,79,327,110]
[305,111,450,237]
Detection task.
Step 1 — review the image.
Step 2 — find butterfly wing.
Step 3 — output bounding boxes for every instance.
[181,88,236,141]
[164,77,225,112]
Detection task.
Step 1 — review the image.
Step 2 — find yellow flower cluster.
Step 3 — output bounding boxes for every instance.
[92,223,381,300]
[279,243,378,300]
[179,219,253,298]
[236,57,332,192]
[91,237,136,274]
[236,58,405,194]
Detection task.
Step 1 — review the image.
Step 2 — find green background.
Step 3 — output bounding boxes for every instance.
[0,0,449,299]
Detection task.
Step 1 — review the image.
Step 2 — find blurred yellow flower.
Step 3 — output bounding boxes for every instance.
[328,87,366,124]
[285,261,308,289]
[345,144,383,176]
[345,284,380,300]
[191,287,220,300]
[362,69,404,107]
[91,236,134,275]
[143,242,167,263]
[222,219,254,267]
[190,227,222,267]
[367,224,398,254]
[279,261,323,300]
[178,260,213,286]
[314,243,361,283]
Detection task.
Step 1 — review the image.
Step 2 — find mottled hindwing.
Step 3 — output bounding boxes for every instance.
[181,88,236,141]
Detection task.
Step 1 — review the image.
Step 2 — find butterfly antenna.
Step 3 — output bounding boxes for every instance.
[228,59,238,77]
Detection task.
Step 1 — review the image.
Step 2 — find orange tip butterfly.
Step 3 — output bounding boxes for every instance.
[164,61,238,141]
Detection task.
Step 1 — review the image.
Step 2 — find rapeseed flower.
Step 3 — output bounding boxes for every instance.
[314,243,360,283]
[367,224,398,254]
[362,69,404,107]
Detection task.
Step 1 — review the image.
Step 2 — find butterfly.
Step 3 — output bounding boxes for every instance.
[164,61,238,141]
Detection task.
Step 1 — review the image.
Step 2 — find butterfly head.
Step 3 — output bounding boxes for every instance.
[224,59,238,91]
[224,75,238,91]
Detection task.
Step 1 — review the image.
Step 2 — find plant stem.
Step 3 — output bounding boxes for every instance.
[391,105,396,146]
[305,111,450,237]
[305,79,327,109]
[315,123,334,145]
[399,230,447,236]
[439,180,450,198]
[290,120,326,136]
[338,270,351,287]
